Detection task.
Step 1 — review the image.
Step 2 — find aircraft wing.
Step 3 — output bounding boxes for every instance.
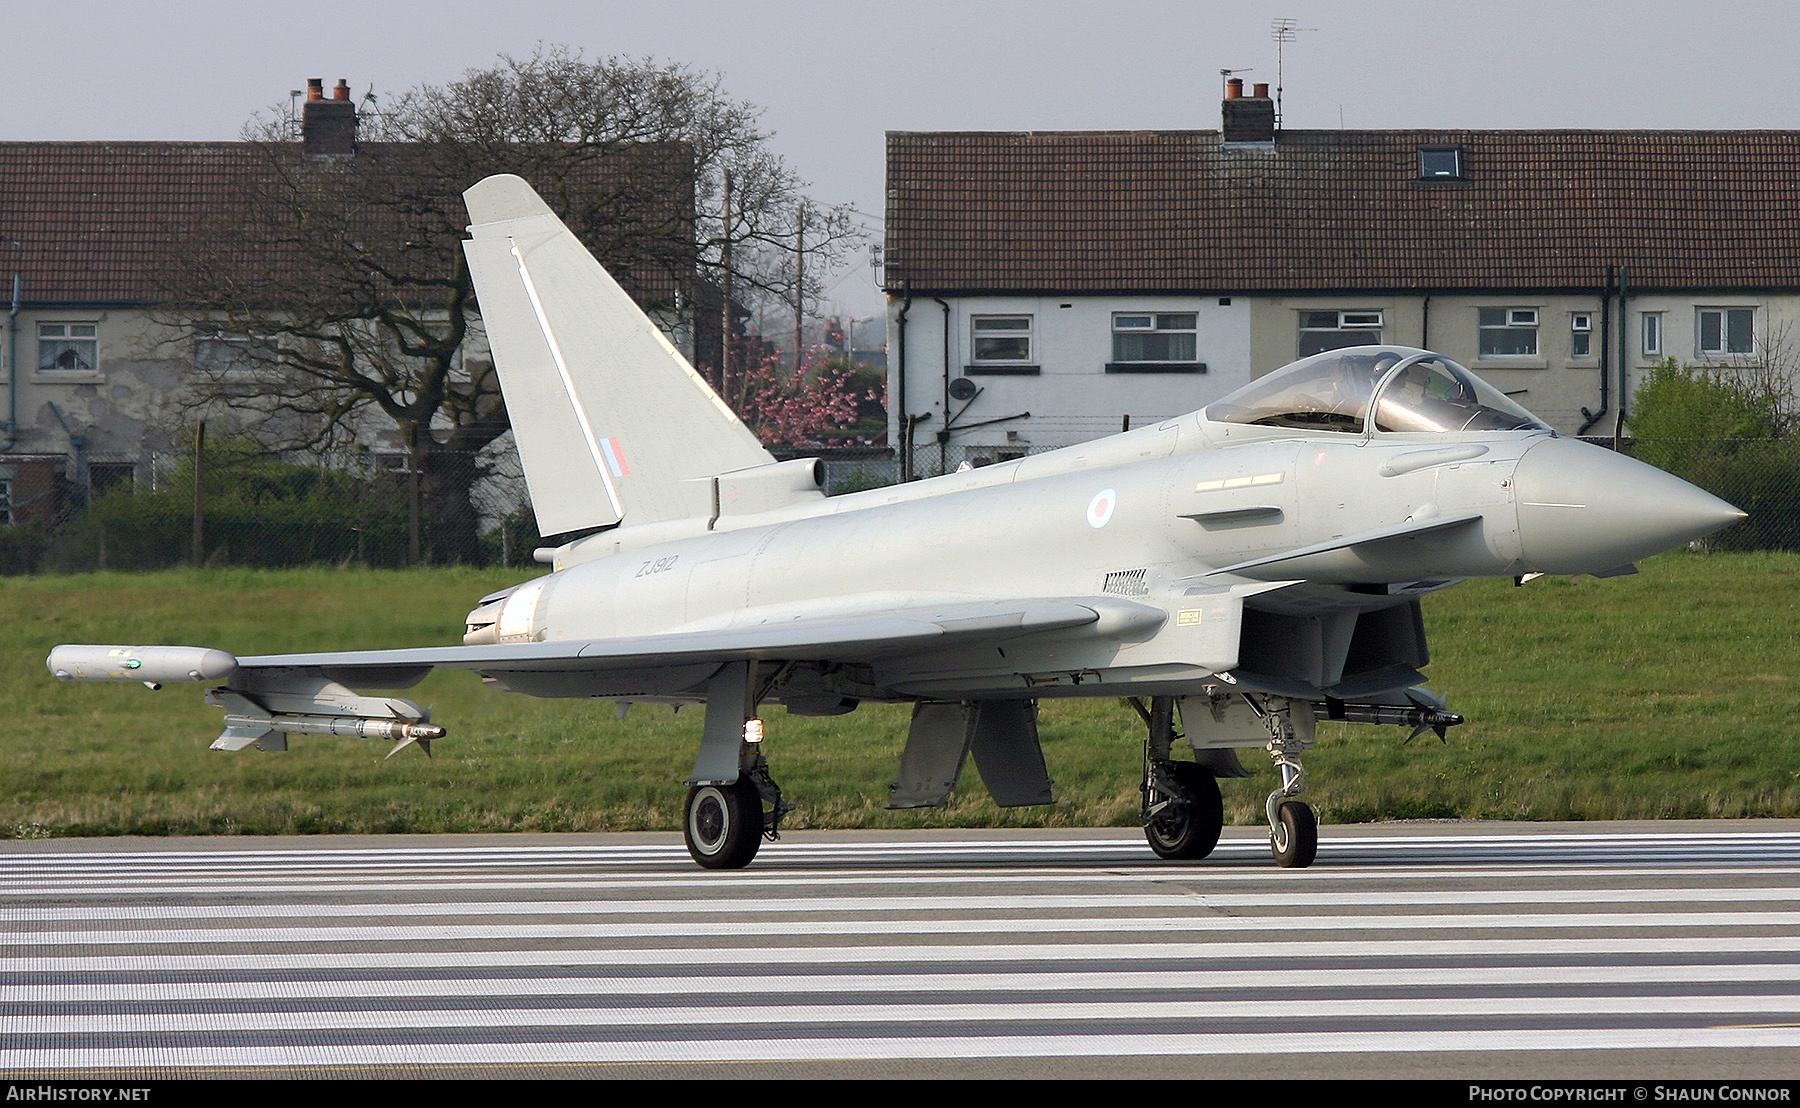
[50,596,1158,690]
[48,596,1159,753]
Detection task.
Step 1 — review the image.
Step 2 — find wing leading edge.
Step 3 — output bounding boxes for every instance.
[235,598,1125,681]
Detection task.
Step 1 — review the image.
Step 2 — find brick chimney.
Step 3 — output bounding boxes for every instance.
[1222,81,1276,146]
[302,78,357,158]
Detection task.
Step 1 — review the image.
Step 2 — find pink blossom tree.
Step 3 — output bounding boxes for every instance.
[705,347,885,449]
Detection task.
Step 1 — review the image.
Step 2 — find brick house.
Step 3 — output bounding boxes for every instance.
[883,82,1800,469]
[0,80,701,524]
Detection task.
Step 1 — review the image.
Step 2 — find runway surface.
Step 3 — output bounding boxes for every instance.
[2,821,1799,1079]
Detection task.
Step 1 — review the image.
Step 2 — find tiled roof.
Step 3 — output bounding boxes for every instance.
[884,129,1800,294]
[0,141,692,306]
[0,143,258,303]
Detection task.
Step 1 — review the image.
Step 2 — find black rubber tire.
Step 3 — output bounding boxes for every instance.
[1144,761,1224,860]
[683,777,763,870]
[1271,800,1318,869]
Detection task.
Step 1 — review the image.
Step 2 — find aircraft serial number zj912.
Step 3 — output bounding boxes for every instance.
[49,175,1745,870]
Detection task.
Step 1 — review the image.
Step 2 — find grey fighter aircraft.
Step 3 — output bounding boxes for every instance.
[48,175,1745,870]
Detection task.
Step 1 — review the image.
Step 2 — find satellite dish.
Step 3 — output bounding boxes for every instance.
[949,377,979,401]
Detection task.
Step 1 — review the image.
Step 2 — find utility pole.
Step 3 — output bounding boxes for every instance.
[794,202,806,377]
[719,169,733,400]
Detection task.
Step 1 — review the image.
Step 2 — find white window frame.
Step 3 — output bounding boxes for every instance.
[969,314,1033,365]
[1418,146,1464,178]
[1641,312,1662,357]
[1478,308,1538,357]
[1571,312,1593,358]
[1696,307,1756,357]
[194,329,282,376]
[37,322,98,375]
[1110,311,1198,364]
[1297,309,1384,356]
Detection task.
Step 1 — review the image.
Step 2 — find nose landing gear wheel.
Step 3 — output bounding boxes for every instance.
[684,778,763,870]
[1270,800,1317,869]
[1144,761,1224,860]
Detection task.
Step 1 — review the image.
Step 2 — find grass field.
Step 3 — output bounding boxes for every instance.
[5,551,1798,838]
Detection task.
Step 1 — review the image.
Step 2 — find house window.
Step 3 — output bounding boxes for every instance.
[970,315,1032,365]
[1418,146,1464,179]
[195,330,278,375]
[1478,308,1537,356]
[1571,313,1592,358]
[88,462,135,499]
[37,322,97,373]
[1111,312,1197,363]
[1642,312,1662,357]
[1298,310,1383,357]
[1697,308,1755,356]
[0,479,10,525]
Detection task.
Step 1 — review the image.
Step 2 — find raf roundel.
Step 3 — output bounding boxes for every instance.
[1087,488,1118,529]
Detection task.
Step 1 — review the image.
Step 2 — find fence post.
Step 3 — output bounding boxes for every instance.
[190,421,204,566]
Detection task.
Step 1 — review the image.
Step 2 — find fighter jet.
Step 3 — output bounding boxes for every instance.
[48,175,1745,870]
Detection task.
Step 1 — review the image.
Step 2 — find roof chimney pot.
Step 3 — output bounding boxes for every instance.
[332,79,350,102]
[1226,78,1243,99]
[301,78,358,158]
[1222,82,1277,147]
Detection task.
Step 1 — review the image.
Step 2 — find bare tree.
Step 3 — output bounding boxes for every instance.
[1722,319,1800,436]
[160,48,859,563]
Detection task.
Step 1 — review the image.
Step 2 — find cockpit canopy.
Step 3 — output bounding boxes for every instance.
[1205,346,1551,435]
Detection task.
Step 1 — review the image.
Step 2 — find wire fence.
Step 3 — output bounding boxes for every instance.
[2,438,1794,573]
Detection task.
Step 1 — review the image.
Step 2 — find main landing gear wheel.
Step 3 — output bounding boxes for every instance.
[684,778,763,870]
[1145,761,1224,861]
[1270,800,1317,869]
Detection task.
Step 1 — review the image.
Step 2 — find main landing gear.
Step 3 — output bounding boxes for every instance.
[683,745,789,869]
[1134,693,1319,869]
[682,662,792,870]
[1136,697,1224,861]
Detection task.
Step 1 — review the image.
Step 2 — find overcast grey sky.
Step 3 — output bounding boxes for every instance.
[7,0,1799,317]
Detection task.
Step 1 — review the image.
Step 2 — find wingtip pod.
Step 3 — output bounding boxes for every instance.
[47,645,238,684]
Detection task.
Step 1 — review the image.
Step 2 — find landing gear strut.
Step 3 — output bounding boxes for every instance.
[682,724,792,869]
[1136,696,1224,860]
[1251,697,1318,869]
[682,663,793,870]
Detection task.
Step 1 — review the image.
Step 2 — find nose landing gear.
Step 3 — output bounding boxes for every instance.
[1251,696,1318,869]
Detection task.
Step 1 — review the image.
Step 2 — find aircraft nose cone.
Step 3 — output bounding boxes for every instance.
[1512,436,1745,574]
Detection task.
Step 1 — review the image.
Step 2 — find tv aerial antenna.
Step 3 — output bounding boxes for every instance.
[1270,18,1316,127]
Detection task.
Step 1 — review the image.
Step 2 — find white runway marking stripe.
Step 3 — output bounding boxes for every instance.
[13,1027,1800,1069]
[7,962,1797,1004]
[9,863,1800,895]
[9,935,1800,974]
[12,885,1800,921]
[6,994,1799,1035]
[8,910,1800,946]
[0,831,1790,869]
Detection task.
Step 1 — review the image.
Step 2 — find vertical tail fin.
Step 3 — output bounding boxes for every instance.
[462,174,772,537]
